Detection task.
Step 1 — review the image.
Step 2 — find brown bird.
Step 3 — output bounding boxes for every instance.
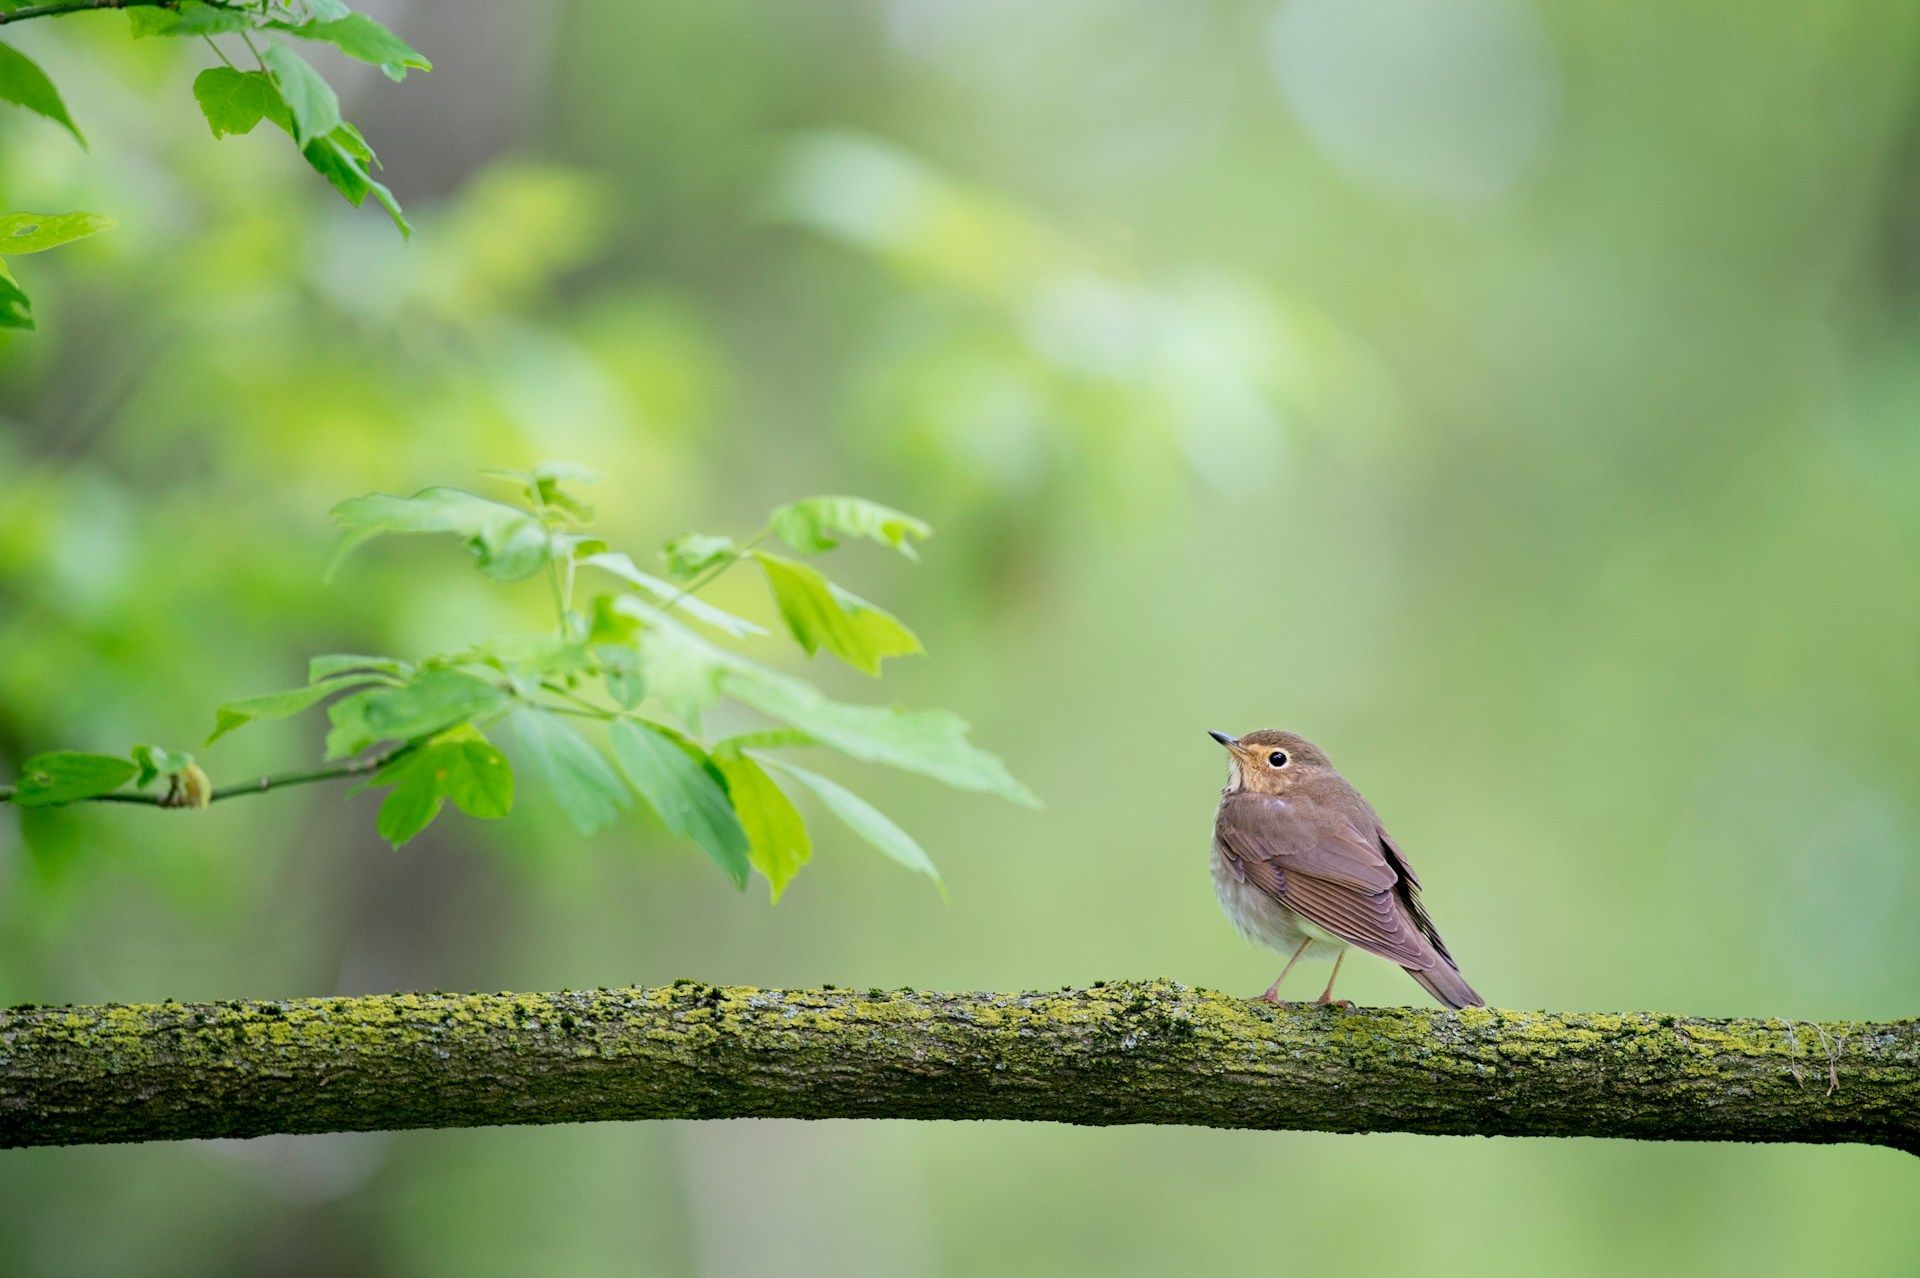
[1209,729,1483,1010]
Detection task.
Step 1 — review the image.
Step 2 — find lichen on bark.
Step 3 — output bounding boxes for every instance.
[2,980,1915,1152]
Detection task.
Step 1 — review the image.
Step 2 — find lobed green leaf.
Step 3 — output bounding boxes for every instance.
[209,671,390,744]
[323,670,510,759]
[260,41,341,146]
[128,1,250,37]
[761,756,940,884]
[769,495,929,559]
[0,40,83,147]
[289,13,431,82]
[580,552,767,638]
[0,211,114,256]
[371,733,513,847]
[660,533,734,581]
[510,710,629,835]
[192,67,287,138]
[308,653,412,682]
[0,259,31,331]
[301,130,411,237]
[721,666,1040,807]
[10,751,136,807]
[710,745,811,901]
[755,551,922,675]
[609,720,750,887]
[130,743,195,789]
[329,487,547,581]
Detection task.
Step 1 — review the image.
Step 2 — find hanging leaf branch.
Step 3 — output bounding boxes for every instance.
[0,464,1039,900]
[0,0,427,328]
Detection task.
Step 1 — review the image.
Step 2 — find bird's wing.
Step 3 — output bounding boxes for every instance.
[1379,830,1456,966]
[1216,790,1442,970]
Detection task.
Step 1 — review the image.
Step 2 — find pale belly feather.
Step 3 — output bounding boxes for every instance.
[1211,844,1346,961]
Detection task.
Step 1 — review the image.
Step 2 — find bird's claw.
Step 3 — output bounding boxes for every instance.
[1316,998,1355,1010]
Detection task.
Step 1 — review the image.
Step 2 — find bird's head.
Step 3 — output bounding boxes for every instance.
[1208,728,1331,795]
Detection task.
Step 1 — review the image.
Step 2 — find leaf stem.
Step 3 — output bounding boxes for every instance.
[664,527,770,612]
[545,535,576,642]
[536,683,617,720]
[202,33,237,71]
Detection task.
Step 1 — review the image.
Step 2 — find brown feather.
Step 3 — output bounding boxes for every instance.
[1213,772,1482,1008]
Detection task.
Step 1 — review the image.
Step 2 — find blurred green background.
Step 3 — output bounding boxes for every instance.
[4,0,1919,1273]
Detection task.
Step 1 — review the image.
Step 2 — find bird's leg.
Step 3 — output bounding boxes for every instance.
[1261,937,1315,1004]
[1314,949,1353,1009]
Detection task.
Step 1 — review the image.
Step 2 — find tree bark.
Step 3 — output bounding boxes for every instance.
[2,980,1914,1153]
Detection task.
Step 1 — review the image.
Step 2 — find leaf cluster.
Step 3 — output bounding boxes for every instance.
[1,466,1037,900]
[0,0,427,328]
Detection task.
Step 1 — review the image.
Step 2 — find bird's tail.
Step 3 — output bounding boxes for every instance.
[1407,963,1484,1010]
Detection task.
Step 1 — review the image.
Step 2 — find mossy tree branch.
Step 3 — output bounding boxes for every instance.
[2,981,1915,1153]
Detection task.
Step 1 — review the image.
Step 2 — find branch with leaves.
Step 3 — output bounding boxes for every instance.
[0,0,425,328]
[5,981,1915,1153]
[0,464,1037,898]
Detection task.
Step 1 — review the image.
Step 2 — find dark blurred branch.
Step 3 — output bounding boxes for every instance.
[0,0,175,26]
[3,981,1915,1153]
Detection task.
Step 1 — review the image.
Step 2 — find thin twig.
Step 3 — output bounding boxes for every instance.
[0,0,173,27]
[0,748,410,809]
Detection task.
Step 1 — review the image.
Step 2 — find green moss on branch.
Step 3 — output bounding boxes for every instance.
[2,981,1915,1152]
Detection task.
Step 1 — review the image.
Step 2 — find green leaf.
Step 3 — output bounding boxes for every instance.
[0,259,31,331]
[0,211,114,256]
[130,743,195,789]
[323,670,511,760]
[761,756,939,883]
[660,533,734,581]
[192,67,288,138]
[129,1,250,36]
[301,130,411,237]
[375,762,441,846]
[634,612,732,731]
[720,666,1041,808]
[486,460,598,522]
[770,496,930,560]
[755,551,922,675]
[11,751,136,807]
[260,41,341,146]
[608,720,750,887]
[422,736,514,818]
[209,672,388,744]
[0,41,83,147]
[370,734,513,847]
[580,551,767,638]
[510,710,629,835]
[329,487,548,581]
[308,653,412,682]
[289,13,431,81]
[598,645,646,709]
[710,746,811,901]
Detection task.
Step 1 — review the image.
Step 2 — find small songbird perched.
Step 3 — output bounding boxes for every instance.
[1209,729,1484,1010]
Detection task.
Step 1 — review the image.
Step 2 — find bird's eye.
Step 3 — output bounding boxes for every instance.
[1267,751,1288,768]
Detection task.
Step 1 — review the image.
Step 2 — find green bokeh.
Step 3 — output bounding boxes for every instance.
[3,1,1918,1273]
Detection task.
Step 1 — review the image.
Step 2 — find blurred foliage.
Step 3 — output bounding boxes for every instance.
[3,1,1920,1275]
[42,469,1030,896]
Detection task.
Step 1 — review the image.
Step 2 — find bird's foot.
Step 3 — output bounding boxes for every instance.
[1315,997,1355,1010]
[1259,990,1297,1006]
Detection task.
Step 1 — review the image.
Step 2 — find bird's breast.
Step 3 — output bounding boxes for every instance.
[1211,842,1341,956]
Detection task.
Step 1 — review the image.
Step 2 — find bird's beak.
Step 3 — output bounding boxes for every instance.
[1208,730,1238,749]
